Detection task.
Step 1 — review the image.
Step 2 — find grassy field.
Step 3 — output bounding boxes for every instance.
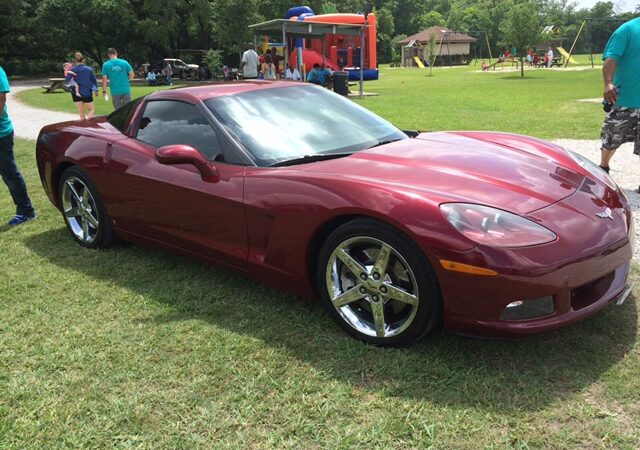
[17,60,607,140]
[352,62,605,140]
[2,60,639,448]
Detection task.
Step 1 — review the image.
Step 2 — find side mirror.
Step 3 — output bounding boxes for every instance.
[155,144,219,182]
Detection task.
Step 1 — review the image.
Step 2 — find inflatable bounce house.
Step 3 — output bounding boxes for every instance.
[284,6,378,81]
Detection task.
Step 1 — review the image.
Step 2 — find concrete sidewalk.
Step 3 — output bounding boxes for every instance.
[7,80,77,140]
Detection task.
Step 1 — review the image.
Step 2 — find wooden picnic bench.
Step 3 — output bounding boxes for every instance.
[42,78,69,93]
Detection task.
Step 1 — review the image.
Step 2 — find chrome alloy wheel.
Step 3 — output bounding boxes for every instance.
[325,236,420,338]
[61,176,100,245]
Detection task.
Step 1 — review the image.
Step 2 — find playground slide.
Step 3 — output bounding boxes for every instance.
[556,47,577,64]
[289,49,340,72]
[413,56,426,69]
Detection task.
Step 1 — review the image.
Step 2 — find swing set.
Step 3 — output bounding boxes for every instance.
[430,30,492,68]
[564,17,629,68]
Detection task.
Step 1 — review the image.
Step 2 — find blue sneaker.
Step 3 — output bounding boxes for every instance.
[7,214,36,226]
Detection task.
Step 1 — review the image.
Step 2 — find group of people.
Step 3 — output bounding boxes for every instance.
[524,47,555,68]
[145,62,179,86]
[481,47,556,70]
[64,47,134,120]
[240,43,331,85]
[0,47,134,226]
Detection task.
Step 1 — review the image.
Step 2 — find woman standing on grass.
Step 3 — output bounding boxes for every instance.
[65,52,97,120]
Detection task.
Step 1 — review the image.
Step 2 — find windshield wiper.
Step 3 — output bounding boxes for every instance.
[269,152,353,167]
[366,138,404,149]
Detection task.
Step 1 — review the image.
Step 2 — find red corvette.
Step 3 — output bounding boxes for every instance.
[36,81,633,346]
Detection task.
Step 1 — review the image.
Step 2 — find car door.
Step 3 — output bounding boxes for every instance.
[106,99,249,270]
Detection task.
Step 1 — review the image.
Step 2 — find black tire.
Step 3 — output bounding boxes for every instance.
[58,166,115,249]
[317,218,442,346]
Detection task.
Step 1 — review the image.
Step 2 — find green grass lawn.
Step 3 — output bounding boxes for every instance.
[352,63,605,140]
[2,60,639,448]
[17,61,607,140]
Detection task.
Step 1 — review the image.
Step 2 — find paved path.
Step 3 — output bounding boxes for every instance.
[7,81,77,140]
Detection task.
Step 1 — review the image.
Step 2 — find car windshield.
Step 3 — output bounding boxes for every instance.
[204,85,406,167]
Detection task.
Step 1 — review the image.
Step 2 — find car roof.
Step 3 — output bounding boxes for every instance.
[145,80,304,103]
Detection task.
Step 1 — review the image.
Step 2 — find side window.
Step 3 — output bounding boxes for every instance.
[107,98,141,133]
[136,100,221,160]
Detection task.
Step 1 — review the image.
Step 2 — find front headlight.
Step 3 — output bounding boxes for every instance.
[440,203,557,248]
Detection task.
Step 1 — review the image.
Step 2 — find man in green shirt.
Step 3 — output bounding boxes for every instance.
[0,66,36,226]
[101,47,134,109]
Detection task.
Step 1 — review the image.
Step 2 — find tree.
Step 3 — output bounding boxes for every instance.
[376,7,395,63]
[415,11,447,30]
[203,49,222,79]
[427,31,437,76]
[500,1,542,77]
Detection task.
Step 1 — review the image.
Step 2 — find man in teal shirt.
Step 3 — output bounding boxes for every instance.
[101,47,134,109]
[599,17,640,175]
[0,66,36,225]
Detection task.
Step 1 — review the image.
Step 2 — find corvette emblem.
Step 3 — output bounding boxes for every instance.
[596,208,614,220]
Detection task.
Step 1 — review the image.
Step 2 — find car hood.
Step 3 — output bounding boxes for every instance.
[302,132,585,215]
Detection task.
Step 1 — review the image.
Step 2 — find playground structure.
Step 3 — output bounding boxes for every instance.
[249,6,378,83]
[284,6,378,81]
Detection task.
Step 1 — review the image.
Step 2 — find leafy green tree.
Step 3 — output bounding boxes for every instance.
[36,0,137,67]
[473,0,514,56]
[500,1,542,77]
[376,7,395,63]
[203,49,222,79]
[587,2,618,53]
[415,11,447,30]
[212,0,262,60]
[427,31,437,76]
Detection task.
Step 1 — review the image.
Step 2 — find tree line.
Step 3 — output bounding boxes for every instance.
[1,0,638,75]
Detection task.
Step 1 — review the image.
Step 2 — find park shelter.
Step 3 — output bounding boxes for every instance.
[398,26,476,67]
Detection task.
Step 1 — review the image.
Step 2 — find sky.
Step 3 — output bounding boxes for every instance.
[572,0,636,12]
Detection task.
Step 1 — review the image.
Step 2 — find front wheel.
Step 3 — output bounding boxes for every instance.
[58,166,115,248]
[317,218,442,346]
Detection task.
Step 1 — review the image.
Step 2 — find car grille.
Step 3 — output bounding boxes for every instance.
[571,271,615,311]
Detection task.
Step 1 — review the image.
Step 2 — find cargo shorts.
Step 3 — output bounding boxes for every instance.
[600,107,640,154]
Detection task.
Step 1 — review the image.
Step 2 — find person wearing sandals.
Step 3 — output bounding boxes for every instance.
[0,65,36,226]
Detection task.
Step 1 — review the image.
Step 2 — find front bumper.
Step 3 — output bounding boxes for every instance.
[429,179,634,338]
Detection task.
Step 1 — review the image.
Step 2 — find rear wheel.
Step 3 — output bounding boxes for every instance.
[317,218,442,346]
[58,166,115,248]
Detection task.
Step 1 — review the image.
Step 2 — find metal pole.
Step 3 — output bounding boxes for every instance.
[359,26,364,97]
[282,23,288,74]
[485,32,492,64]
[433,35,445,67]
[587,20,594,69]
[565,20,585,68]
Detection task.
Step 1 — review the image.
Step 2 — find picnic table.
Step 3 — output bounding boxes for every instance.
[42,78,70,93]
